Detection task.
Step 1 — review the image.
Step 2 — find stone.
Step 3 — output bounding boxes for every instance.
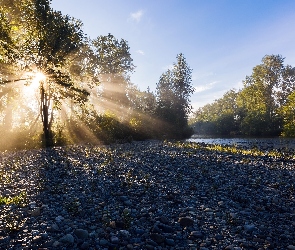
[80,241,90,250]
[135,228,145,235]
[190,231,203,238]
[165,238,175,246]
[47,223,60,232]
[158,224,174,233]
[159,216,169,224]
[73,229,89,240]
[126,244,134,249]
[146,239,158,246]
[145,245,155,250]
[124,200,132,206]
[215,234,224,240]
[55,215,64,222]
[0,236,10,244]
[150,233,165,244]
[225,245,234,250]
[2,190,12,197]
[99,239,109,246]
[178,217,194,227]
[119,230,131,237]
[110,236,119,244]
[151,225,161,233]
[287,246,295,250]
[32,235,42,243]
[229,213,237,219]
[30,207,41,217]
[244,224,256,233]
[115,221,125,229]
[53,241,60,247]
[120,196,129,201]
[59,234,74,244]
[40,233,48,240]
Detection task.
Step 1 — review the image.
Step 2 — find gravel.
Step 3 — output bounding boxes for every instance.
[0,140,294,249]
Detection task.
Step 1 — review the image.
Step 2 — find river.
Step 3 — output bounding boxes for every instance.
[186,135,295,150]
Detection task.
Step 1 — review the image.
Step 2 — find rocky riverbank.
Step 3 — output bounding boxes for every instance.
[0,141,294,249]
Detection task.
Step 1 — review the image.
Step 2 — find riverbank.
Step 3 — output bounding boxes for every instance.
[0,141,294,249]
[188,135,295,150]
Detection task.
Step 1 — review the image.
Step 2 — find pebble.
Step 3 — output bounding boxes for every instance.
[73,229,89,239]
[30,207,41,217]
[99,239,108,246]
[0,140,294,249]
[59,234,75,244]
[178,217,194,227]
[244,224,256,233]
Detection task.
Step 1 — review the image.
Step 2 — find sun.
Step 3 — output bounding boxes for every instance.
[32,72,46,86]
[22,71,47,114]
[23,71,46,95]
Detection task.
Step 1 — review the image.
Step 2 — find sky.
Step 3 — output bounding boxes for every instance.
[51,0,295,111]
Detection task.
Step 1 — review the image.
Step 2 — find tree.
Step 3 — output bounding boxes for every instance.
[279,91,295,137]
[91,33,135,115]
[190,89,239,135]
[237,55,292,136]
[156,53,194,138]
[0,0,96,147]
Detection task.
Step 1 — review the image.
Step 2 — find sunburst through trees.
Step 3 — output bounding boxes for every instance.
[0,0,194,150]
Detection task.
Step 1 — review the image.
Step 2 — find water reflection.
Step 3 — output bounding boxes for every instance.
[187,135,295,150]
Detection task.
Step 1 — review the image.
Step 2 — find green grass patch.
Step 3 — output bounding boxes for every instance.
[0,192,27,206]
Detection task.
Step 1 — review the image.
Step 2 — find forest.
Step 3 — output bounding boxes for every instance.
[190,54,295,137]
[0,0,194,150]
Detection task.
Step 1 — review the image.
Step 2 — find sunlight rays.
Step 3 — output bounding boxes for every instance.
[23,71,46,96]
[1,69,163,149]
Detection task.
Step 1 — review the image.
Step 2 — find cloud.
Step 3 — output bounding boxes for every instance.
[136,50,145,55]
[130,10,144,22]
[194,81,217,93]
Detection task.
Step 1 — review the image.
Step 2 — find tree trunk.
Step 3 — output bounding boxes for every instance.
[40,82,53,147]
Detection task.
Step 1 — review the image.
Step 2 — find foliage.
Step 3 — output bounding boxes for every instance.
[279,92,295,137]
[156,53,194,139]
[191,89,239,135]
[91,33,135,113]
[191,55,295,137]
[0,0,97,147]
[0,2,196,149]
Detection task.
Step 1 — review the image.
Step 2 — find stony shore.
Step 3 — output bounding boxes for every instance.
[0,140,294,250]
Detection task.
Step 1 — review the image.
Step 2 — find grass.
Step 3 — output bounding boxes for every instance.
[0,192,27,206]
[168,141,295,159]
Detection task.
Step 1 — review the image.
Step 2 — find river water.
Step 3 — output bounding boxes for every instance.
[186,135,295,150]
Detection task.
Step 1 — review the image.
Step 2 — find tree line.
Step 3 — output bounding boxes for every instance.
[0,0,194,150]
[190,55,295,137]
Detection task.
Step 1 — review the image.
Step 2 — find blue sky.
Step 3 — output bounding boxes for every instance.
[51,0,295,111]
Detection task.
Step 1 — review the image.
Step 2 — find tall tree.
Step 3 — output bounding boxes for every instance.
[236,55,294,135]
[156,53,194,138]
[91,33,135,114]
[0,0,96,146]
